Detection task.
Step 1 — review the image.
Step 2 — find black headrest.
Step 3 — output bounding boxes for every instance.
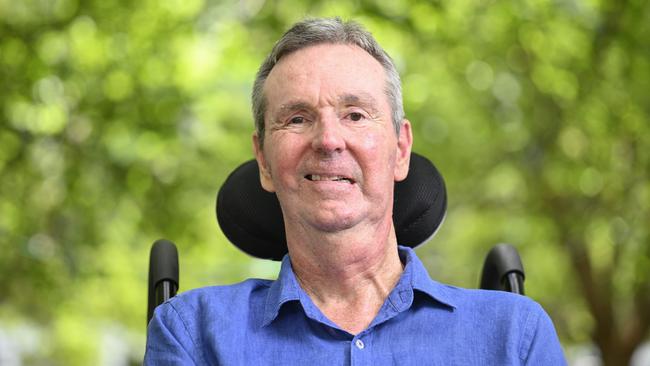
[216,152,446,261]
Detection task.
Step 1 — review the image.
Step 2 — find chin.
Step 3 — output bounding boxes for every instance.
[308,210,361,233]
[312,221,356,233]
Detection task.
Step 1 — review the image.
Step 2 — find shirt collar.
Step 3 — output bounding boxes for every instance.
[262,254,302,327]
[396,245,457,310]
[262,245,457,327]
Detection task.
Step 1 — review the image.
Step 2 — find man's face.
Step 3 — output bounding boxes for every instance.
[253,43,412,234]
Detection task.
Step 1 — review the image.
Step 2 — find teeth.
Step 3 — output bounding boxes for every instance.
[311,174,342,181]
[308,175,352,183]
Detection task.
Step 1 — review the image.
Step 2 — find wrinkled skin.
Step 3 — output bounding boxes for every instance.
[253,44,412,237]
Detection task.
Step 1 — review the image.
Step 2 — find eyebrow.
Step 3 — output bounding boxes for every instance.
[277,101,313,115]
[276,93,381,116]
[339,92,376,106]
[338,93,380,114]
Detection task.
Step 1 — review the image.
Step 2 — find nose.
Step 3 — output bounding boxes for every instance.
[311,113,345,154]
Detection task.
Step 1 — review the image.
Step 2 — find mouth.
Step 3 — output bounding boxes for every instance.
[305,174,355,184]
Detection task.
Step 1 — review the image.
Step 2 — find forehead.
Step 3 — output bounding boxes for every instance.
[263,43,388,112]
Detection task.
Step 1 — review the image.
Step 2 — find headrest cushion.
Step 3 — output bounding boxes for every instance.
[216,152,446,261]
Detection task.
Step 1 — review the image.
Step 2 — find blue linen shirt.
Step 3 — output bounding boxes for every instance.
[145,246,566,365]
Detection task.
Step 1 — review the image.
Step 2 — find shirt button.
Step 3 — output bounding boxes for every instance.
[355,339,365,349]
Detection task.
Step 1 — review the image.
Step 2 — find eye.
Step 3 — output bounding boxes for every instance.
[289,116,305,124]
[348,112,365,122]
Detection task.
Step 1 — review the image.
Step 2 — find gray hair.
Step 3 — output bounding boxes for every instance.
[252,17,404,146]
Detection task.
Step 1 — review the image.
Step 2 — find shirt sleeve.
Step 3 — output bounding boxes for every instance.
[144,301,202,366]
[521,304,568,366]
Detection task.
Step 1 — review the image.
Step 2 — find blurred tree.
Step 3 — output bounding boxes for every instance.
[390,0,650,365]
[0,0,648,365]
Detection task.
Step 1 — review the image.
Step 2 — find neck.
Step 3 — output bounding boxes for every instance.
[286,217,404,334]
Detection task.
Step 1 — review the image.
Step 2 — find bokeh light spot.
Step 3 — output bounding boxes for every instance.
[580,167,604,196]
[466,60,494,91]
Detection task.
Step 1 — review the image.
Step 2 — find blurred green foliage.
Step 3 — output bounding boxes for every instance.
[1,0,648,364]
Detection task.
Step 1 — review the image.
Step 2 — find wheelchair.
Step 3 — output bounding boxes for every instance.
[147,153,525,324]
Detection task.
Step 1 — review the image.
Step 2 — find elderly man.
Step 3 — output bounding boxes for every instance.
[145,18,566,365]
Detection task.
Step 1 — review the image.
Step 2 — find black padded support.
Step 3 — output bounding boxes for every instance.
[147,239,179,323]
[392,153,447,246]
[216,162,287,260]
[216,152,447,261]
[479,243,525,295]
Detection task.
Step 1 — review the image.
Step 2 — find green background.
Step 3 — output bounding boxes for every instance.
[1,0,648,365]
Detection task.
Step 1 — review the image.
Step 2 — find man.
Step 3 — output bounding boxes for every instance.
[145,18,566,365]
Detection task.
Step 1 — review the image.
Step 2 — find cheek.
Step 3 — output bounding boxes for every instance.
[265,137,302,183]
[359,131,396,164]
[357,127,383,150]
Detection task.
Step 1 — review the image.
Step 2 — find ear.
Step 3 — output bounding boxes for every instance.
[253,132,276,192]
[394,119,413,182]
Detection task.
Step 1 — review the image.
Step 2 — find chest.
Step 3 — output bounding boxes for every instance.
[202,308,522,366]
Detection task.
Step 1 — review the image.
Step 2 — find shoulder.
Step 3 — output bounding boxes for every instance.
[443,285,544,317]
[151,278,273,340]
[435,286,542,336]
[448,286,550,337]
[440,286,565,364]
[161,278,273,320]
[170,278,273,306]
[146,279,274,365]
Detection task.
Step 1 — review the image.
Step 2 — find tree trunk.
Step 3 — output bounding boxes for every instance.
[599,339,636,366]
